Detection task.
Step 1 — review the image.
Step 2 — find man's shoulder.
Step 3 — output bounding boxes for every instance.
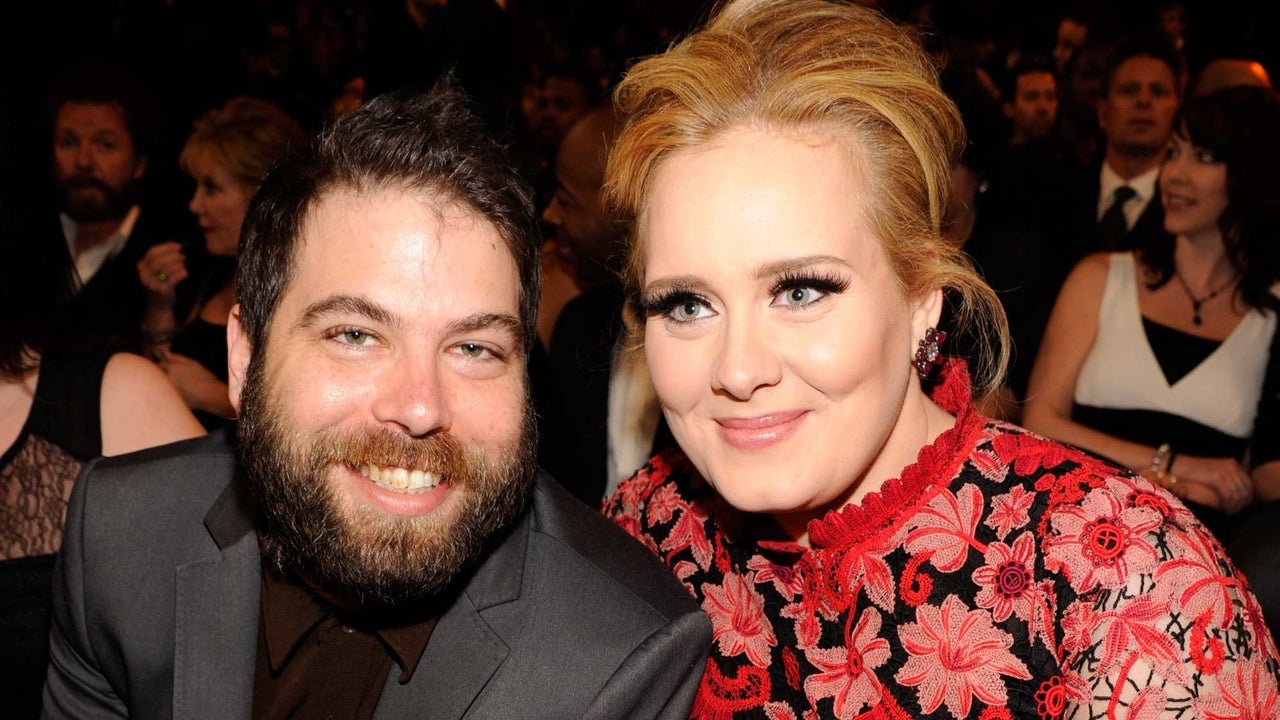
[82,429,237,506]
[525,473,699,621]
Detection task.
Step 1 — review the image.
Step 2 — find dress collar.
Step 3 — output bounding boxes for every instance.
[805,359,984,551]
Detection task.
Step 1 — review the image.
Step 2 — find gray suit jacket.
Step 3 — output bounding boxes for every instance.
[42,432,710,719]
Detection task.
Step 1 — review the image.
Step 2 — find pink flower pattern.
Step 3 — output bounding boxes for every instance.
[895,595,1031,716]
[971,532,1039,623]
[603,361,1280,719]
[702,572,778,668]
[1044,489,1161,592]
[802,609,890,718]
[984,486,1034,540]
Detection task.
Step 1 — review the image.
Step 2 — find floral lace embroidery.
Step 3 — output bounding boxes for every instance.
[604,362,1280,719]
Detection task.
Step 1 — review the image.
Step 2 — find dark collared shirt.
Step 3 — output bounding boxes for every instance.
[253,563,438,719]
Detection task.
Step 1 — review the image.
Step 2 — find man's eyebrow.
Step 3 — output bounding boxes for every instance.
[294,297,521,342]
[445,313,523,339]
[296,294,401,331]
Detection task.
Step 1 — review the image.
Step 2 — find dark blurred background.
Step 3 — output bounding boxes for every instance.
[1,0,1275,233]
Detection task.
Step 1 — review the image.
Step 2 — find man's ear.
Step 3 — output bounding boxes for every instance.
[132,155,147,181]
[226,304,252,414]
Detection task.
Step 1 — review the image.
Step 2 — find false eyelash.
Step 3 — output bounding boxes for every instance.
[639,288,708,318]
[769,269,850,297]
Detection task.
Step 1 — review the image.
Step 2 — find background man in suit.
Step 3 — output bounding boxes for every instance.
[1089,32,1183,252]
[43,79,710,719]
[1036,33,1185,313]
[40,60,203,353]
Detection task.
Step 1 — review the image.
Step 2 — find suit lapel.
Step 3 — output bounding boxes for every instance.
[373,592,511,720]
[173,479,262,719]
[374,494,533,720]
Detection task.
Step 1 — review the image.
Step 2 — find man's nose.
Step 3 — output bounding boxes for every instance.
[74,142,95,167]
[371,353,452,437]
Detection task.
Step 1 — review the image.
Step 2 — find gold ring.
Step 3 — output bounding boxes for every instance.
[156,271,168,282]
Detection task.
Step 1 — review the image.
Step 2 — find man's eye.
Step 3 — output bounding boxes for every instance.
[456,342,502,360]
[337,329,373,345]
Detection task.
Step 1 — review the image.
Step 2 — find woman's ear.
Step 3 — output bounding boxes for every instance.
[911,286,945,343]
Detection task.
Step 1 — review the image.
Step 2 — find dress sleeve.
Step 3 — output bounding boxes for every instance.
[1248,317,1280,469]
[1047,474,1280,717]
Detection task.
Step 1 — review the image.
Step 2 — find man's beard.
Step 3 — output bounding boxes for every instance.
[236,353,538,608]
[58,175,135,223]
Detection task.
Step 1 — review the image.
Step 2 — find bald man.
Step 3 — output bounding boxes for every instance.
[1193,57,1272,96]
[534,105,632,506]
[542,105,622,291]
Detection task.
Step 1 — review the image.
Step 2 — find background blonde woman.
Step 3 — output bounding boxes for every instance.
[136,97,306,429]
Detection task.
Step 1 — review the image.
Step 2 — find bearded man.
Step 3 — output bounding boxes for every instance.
[43,79,710,720]
[41,60,202,352]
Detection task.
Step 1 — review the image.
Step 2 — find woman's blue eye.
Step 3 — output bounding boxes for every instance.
[770,272,847,308]
[779,286,822,306]
[641,291,714,323]
[673,301,706,321]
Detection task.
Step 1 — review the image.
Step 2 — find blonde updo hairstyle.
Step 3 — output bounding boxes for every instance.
[604,0,1009,395]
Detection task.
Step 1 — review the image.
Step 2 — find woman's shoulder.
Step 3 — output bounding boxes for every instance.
[1049,251,1119,306]
[1070,250,1122,282]
[603,447,709,542]
[101,352,181,398]
[606,447,698,509]
[99,352,206,456]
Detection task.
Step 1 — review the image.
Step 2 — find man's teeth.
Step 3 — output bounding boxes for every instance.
[358,464,442,492]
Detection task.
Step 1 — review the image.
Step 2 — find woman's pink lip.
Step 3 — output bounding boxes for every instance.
[715,410,808,450]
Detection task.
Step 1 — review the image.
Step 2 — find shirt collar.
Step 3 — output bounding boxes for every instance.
[259,562,437,683]
[60,205,141,286]
[1099,163,1160,209]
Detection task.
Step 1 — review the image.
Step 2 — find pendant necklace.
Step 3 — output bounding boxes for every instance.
[1172,266,1236,326]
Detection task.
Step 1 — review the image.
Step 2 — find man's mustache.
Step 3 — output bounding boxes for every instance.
[63,176,113,193]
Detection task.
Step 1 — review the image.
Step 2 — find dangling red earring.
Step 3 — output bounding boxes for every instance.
[913,327,946,379]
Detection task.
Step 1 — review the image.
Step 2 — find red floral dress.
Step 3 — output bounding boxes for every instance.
[604,363,1280,719]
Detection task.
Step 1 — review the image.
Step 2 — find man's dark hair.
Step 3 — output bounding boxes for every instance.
[44,60,161,160]
[1000,55,1059,101]
[1100,30,1187,99]
[543,58,608,108]
[236,76,542,350]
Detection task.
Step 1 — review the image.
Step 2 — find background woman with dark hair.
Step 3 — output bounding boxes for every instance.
[1024,84,1280,542]
[0,184,205,716]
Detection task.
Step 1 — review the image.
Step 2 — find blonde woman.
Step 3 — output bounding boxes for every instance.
[603,1,1280,717]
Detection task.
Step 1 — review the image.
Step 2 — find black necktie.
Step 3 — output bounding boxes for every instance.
[1098,185,1136,249]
